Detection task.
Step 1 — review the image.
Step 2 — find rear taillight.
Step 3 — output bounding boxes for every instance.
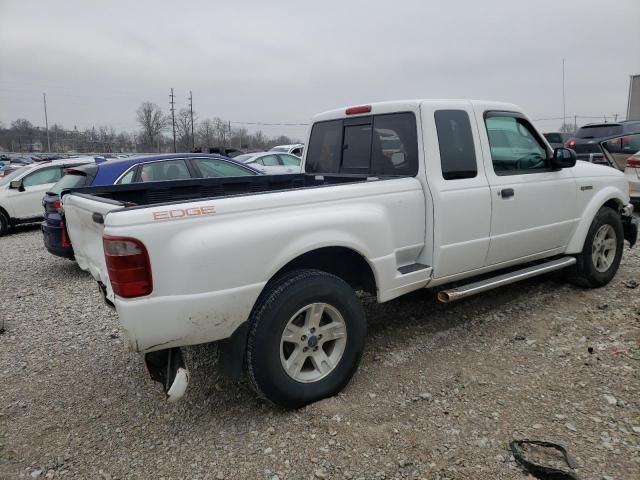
[52,199,62,210]
[626,156,640,168]
[565,139,576,148]
[103,235,152,298]
[60,221,70,248]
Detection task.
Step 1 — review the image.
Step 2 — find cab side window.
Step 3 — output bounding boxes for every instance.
[434,110,477,180]
[485,114,549,174]
[23,167,62,187]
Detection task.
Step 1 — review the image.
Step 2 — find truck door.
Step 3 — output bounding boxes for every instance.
[422,103,492,279]
[478,111,579,265]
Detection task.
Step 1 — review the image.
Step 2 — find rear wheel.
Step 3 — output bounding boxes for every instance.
[245,269,366,408]
[570,207,623,287]
[0,211,9,237]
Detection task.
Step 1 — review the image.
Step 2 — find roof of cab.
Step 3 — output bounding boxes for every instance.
[311,99,521,123]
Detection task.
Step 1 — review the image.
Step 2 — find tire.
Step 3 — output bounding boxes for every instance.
[570,206,624,288]
[245,269,366,408]
[0,211,9,237]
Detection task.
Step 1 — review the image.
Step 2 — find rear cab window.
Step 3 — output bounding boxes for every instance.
[434,110,477,180]
[576,124,623,138]
[306,112,418,176]
[50,170,89,194]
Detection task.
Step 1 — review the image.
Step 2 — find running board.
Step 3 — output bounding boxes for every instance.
[437,257,576,304]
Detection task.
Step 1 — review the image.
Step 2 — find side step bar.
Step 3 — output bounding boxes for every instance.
[437,256,576,303]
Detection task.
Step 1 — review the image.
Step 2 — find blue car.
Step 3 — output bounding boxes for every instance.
[42,153,260,259]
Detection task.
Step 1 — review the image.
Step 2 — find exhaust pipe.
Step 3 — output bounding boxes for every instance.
[437,257,576,303]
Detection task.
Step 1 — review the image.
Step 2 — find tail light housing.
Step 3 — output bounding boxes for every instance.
[52,198,62,210]
[565,138,576,148]
[626,156,640,168]
[103,235,152,298]
[60,221,70,248]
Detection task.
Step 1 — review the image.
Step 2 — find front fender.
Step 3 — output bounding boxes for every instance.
[565,186,626,254]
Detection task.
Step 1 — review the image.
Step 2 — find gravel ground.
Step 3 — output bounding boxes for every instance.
[1,224,639,480]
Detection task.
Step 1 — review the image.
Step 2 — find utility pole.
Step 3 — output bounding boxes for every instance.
[228,120,231,147]
[43,93,51,151]
[169,88,177,153]
[189,91,195,150]
[574,115,577,132]
[562,58,566,128]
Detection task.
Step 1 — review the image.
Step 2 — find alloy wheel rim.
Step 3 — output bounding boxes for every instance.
[280,302,347,383]
[591,224,617,273]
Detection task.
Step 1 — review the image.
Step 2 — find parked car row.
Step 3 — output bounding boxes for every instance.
[41,153,260,257]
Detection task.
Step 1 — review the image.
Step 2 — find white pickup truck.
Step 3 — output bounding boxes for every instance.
[63,100,637,408]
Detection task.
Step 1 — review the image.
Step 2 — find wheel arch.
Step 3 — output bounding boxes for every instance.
[219,246,377,381]
[566,188,626,254]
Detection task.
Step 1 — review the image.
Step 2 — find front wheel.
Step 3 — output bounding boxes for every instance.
[0,211,9,237]
[245,269,366,408]
[570,206,624,287]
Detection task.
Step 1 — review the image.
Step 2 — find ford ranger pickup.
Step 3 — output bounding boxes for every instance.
[62,100,637,408]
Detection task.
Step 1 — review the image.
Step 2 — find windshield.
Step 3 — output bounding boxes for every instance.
[270,147,288,153]
[50,171,89,194]
[0,168,25,187]
[576,124,623,139]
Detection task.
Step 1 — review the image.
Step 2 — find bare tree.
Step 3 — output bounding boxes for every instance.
[175,108,196,151]
[136,102,168,152]
[196,118,215,150]
[559,122,575,134]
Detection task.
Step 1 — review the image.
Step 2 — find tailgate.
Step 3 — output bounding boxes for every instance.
[63,193,124,302]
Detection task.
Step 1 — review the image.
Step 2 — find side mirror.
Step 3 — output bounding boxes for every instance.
[551,147,576,169]
[10,180,24,191]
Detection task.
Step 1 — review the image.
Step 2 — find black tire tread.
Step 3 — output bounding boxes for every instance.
[569,206,624,288]
[245,268,363,407]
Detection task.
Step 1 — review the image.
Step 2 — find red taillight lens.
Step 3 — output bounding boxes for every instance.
[345,105,371,115]
[565,139,576,148]
[103,235,152,298]
[52,199,62,210]
[60,221,70,248]
[626,156,640,168]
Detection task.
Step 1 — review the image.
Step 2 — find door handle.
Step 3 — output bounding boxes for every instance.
[499,188,515,199]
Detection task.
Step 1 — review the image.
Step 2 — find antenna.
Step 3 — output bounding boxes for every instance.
[562,58,566,128]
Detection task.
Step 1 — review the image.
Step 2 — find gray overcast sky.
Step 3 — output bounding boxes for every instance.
[1,0,639,139]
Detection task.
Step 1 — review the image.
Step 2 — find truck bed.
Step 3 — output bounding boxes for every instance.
[62,173,377,208]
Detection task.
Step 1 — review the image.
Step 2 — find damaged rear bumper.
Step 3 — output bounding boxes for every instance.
[145,347,190,402]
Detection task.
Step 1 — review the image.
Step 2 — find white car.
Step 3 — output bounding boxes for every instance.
[0,157,96,236]
[625,150,640,203]
[269,143,304,157]
[64,99,636,408]
[235,152,303,174]
[599,133,640,204]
